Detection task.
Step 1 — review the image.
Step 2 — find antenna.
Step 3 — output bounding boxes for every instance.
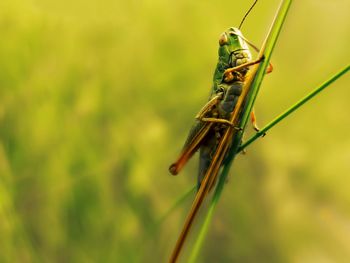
[238,0,258,30]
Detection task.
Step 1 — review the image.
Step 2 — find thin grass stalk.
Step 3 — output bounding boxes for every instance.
[238,64,350,152]
[188,0,293,261]
[157,186,196,225]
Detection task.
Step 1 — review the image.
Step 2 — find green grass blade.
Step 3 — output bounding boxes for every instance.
[157,186,195,225]
[238,64,350,152]
[188,0,293,261]
[188,183,221,263]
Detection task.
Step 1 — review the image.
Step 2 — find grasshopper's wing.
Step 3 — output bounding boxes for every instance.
[169,121,213,175]
[169,94,222,175]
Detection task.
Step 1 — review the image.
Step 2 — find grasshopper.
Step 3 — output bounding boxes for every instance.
[168,1,273,262]
[168,27,270,188]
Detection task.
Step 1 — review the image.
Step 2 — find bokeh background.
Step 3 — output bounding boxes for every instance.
[0,0,349,262]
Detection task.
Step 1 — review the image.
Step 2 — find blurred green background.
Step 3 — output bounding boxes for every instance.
[0,0,349,262]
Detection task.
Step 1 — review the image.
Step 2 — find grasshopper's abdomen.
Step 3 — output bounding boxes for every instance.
[218,81,243,118]
[233,50,252,67]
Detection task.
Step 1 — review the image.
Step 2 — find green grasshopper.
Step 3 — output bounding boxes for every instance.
[168,27,268,188]
[168,1,273,262]
[169,0,272,191]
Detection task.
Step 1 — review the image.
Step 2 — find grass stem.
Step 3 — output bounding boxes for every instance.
[238,64,350,152]
[188,0,293,261]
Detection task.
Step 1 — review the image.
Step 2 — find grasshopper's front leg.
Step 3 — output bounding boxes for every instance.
[224,57,264,82]
[223,56,273,134]
[249,62,273,134]
[250,109,261,132]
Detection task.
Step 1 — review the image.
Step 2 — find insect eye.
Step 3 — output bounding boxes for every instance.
[229,33,237,40]
[219,33,228,46]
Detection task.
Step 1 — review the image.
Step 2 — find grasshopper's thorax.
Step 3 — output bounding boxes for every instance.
[212,27,252,93]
